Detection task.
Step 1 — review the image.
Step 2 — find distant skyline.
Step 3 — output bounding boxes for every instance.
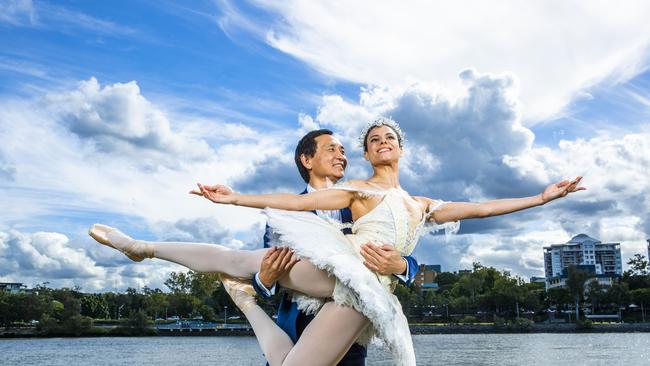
[1,0,649,291]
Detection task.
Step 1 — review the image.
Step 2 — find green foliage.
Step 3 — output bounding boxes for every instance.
[61,315,93,336]
[576,319,593,330]
[511,317,534,330]
[198,304,217,322]
[625,254,649,276]
[460,315,478,324]
[5,256,650,335]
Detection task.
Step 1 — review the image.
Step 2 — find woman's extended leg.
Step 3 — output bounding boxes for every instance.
[90,224,267,277]
[90,224,336,297]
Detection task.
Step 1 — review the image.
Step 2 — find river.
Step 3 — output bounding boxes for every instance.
[2,333,649,365]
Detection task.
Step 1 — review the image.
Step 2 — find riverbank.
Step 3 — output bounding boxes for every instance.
[4,322,650,338]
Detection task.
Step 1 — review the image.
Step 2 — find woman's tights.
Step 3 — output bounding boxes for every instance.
[145,240,369,365]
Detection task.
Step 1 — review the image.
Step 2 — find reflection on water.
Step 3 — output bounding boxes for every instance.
[2,333,649,365]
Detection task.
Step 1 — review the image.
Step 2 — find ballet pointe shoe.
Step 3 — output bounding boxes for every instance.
[88,224,153,262]
[219,274,257,313]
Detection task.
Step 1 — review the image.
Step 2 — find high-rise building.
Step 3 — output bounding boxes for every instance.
[415,264,441,291]
[0,282,27,294]
[543,234,622,289]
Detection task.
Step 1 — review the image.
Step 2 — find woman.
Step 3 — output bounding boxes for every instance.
[90,117,584,365]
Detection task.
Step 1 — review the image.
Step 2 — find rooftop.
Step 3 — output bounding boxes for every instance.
[567,234,600,245]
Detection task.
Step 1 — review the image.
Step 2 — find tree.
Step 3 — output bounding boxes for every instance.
[565,265,590,321]
[547,287,571,310]
[81,294,110,319]
[144,290,169,320]
[164,271,193,294]
[631,288,650,322]
[586,280,606,314]
[455,271,485,305]
[626,254,649,276]
[604,282,630,318]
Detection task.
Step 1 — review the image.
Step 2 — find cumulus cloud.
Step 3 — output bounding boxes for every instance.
[0,229,105,283]
[47,77,213,168]
[284,69,650,277]
[0,78,279,232]
[312,70,540,201]
[225,0,650,121]
[151,216,251,250]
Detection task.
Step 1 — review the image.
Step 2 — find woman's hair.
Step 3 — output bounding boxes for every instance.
[360,116,405,152]
[294,129,334,183]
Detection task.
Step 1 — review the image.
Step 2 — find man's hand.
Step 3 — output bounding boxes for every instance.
[258,247,300,289]
[360,242,407,276]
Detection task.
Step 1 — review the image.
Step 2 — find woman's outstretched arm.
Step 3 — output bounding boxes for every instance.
[190,183,354,211]
[429,176,586,223]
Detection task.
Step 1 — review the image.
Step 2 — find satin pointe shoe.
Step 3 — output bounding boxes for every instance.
[89,224,153,262]
[219,274,257,312]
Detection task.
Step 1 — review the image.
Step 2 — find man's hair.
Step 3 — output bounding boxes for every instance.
[295,129,334,183]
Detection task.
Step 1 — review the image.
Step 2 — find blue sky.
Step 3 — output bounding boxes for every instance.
[1,0,650,291]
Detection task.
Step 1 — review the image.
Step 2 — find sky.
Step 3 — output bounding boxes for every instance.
[1,0,649,292]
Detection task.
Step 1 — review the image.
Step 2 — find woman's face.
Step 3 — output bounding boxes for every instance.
[364,125,402,164]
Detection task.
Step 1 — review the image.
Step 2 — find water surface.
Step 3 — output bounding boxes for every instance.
[1,333,648,365]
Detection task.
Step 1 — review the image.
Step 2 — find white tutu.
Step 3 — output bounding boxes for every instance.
[264,186,459,366]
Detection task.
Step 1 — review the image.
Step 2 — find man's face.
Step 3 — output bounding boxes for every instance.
[305,134,347,182]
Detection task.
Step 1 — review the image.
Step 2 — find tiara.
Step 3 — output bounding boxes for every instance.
[358,116,406,148]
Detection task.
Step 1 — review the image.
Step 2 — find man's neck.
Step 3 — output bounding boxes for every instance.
[308,175,339,190]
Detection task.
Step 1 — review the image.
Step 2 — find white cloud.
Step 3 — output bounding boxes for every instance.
[0,78,289,233]
[0,229,105,284]
[0,0,137,37]
[314,70,538,200]
[0,0,35,26]
[299,69,650,277]
[227,0,650,122]
[46,77,213,166]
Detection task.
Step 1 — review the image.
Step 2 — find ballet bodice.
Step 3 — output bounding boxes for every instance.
[330,185,458,256]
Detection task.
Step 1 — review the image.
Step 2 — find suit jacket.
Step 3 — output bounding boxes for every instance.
[253,188,419,366]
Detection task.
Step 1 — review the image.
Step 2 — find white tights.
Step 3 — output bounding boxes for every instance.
[147,240,369,366]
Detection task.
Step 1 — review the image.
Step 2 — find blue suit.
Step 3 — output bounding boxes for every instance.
[253,188,419,366]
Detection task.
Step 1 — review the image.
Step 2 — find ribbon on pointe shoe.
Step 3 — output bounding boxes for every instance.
[219,274,257,313]
[121,240,154,262]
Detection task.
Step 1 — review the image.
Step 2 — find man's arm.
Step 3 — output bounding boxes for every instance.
[360,243,419,286]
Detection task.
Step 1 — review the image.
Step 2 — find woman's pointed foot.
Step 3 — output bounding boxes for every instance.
[88,224,153,262]
[219,274,257,313]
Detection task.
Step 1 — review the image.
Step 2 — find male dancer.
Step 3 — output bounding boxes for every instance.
[242,129,419,365]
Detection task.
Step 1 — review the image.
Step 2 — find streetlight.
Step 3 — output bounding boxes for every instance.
[444,303,449,323]
[224,305,228,327]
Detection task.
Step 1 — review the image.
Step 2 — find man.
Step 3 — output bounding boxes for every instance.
[247,129,419,366]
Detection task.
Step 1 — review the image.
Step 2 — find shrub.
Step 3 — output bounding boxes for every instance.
[460,316,478,324]
[576,319,593,330]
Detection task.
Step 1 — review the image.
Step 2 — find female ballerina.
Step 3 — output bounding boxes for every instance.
[89,117,585,366]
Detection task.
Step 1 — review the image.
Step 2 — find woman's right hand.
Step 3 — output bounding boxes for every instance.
[189,183,238,204]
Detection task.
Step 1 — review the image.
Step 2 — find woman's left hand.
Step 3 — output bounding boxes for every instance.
[541,176,586,203]
[190,183,238,204]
